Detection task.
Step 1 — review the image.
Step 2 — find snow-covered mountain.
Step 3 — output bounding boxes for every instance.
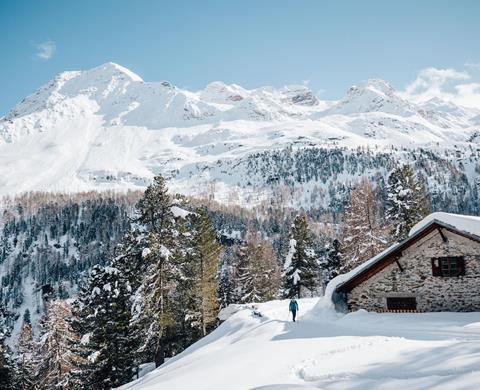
[1,62,479,204]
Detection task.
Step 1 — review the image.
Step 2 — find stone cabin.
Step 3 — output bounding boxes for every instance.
[335,213,480,312]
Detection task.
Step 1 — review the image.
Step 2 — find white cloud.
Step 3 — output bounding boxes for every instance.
[465,62,480,70]
[453,83,480,108]
[404,67,469,97]
[35,40,56,60]
[403,67,480,109]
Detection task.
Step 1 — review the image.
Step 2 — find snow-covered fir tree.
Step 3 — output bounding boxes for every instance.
[320,238,342,283]
[0,339,16,390]
[0,304,17,390]
[136,234,178,367]
[341,177,390,271]
[35,300,83,390]
[234,232,281,303]
[132,176,180,367]
[217,246,237,309]
[283,215,319,298]
[108,229,148,377]
[70,264,135,389]
[386,164,431,241]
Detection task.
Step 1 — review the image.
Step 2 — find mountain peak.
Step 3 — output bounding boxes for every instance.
[328,78,416,116]
[348,79,395,97]
[86,62,144,82]
[201,81,247,103]
[361,78,394,94]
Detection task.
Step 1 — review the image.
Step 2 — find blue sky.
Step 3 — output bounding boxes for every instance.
[1,0,480,115]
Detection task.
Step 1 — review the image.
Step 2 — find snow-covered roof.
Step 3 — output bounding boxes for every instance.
[409,212,480,238]
[335,212,480,293]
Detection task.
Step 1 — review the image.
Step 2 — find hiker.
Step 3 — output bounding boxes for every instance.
[289,298,299,322]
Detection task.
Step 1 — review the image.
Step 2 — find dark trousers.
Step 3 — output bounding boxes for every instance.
[291,310,297,322]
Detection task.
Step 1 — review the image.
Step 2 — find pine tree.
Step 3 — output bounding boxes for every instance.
[16,311,36,390]
[217,245,237,309]
[321,238,342,283]
[70,264,135,389]
[22,309,31,325]
[136,176,174,238]
[137,233,178,367]
[283,215,319,298]
[133,175,179,367]
[109,229,147,377]
[34,300,82,390]
[234,232,281,303]
[386,165,431,241]
[0,339,16,390]
[218,269,235,309]
[341,177,389,271]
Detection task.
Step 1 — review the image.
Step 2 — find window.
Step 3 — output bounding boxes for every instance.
[431,257,465,277]
[387,297,417,311]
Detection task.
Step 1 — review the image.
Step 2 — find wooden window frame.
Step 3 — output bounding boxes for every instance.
[431,256,465,277]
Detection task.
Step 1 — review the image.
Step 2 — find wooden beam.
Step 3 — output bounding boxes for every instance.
[395,258,404,272]
[437,228,448,243]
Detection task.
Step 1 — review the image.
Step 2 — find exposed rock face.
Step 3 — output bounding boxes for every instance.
[347,229,480,312]
[291,90,318,106]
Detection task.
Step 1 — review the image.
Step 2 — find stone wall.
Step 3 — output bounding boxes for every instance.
[347,229,480,312]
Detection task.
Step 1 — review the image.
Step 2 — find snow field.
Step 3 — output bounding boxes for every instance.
[121,298,480,390]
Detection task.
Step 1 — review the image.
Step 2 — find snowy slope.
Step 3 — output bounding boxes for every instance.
[0,63,479,200]
[121,298,480,390]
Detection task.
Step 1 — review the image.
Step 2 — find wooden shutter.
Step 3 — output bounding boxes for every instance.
[457,257,465,276]
[431,258,441,276]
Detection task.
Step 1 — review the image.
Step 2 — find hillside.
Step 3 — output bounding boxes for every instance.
[121,297,480,390]
[0,63,479,209]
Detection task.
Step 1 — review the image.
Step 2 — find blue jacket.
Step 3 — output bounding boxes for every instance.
[289,299,298,311]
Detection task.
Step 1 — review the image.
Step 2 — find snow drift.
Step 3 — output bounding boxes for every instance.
[120,298,480,390]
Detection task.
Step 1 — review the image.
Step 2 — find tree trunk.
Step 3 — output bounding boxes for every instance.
[155,342,165,368]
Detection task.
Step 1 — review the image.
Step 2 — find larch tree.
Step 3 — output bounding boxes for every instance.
[341,177,389,271]
[234,232,281,303]
[187,209,221,336]
[34,300,82,390]
[16,310,36,390]
[283,215,319,298]
[386,164,431,241]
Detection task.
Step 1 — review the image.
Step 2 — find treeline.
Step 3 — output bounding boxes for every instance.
[241,145,479,214]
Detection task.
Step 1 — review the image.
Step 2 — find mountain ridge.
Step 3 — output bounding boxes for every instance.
[0,63,479,202]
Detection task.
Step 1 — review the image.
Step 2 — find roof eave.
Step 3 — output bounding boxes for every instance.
[335,219,480,293]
